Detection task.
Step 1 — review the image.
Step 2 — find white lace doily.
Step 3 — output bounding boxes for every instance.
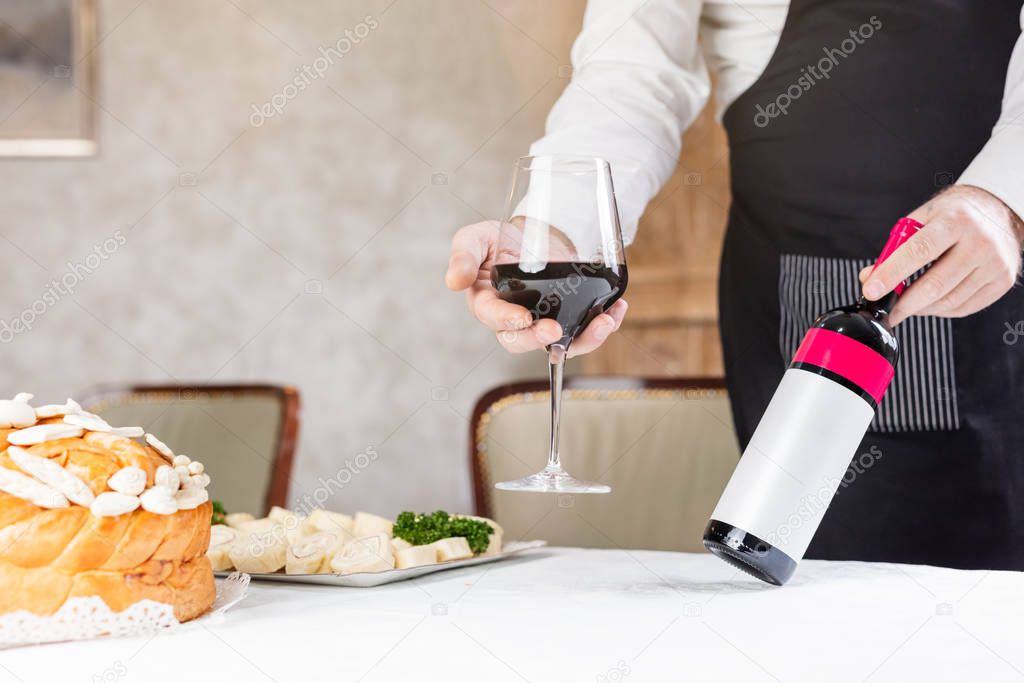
[0,572,249,648]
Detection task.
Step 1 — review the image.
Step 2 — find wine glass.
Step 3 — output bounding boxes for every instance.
[492,155,628,494]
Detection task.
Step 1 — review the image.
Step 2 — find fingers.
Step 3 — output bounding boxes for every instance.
[493,299,629,356]
[901,268,987,325]
[884,245,974,325]
[565,314,615,358]
[862,219,958,300]
[446,252,481,291]
[567,299,628,358]
[495,319,563,353]
[445,221,498,291]
[606,298,629,326]
[468,285,533,332]
[947,281,1009,318]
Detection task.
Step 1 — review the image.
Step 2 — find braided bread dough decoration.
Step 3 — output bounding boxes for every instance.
[0,395,216,622]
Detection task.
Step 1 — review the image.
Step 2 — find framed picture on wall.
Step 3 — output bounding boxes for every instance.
[0,0,98,157]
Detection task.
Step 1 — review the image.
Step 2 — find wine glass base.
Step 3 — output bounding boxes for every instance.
[495,467,611,494]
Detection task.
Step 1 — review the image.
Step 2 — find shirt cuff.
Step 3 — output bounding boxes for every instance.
[957,123,1024,222]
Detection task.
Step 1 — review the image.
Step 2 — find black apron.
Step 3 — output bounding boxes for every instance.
[720,0,1024,569]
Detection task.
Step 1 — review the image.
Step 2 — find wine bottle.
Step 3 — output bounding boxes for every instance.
[703,217,923,585]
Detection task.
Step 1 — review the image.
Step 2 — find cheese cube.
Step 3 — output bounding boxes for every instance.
[353,511,393,538]
[395,544,438,569]
[207,524,239,571]
[286,532,342,575]
[304,508,353,535]
[329,533,394,575]
[430,536,473,562]
[224,512,255,528]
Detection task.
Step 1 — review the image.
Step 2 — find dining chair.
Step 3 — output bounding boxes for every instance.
[470,377,740,553]
[79,383,300,516]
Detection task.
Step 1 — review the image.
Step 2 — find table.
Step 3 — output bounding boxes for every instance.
[4,548,1023,682]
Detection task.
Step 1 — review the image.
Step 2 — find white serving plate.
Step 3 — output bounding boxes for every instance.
[215,540,547,587]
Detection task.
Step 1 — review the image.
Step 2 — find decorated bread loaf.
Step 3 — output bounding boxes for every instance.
[0,394,215,622]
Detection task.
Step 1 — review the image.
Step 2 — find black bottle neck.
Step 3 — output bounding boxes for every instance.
[858,290,899,320]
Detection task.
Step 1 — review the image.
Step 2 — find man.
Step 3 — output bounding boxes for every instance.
[445,0,1024,569]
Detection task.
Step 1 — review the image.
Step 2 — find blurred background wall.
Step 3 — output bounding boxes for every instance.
[0,0,728,517]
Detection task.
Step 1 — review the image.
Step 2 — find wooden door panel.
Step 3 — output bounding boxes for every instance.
[584,97,731,377]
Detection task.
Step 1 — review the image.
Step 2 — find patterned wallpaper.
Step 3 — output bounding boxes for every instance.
[0,0,585,516]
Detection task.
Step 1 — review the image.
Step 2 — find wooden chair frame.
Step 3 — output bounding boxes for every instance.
[470,376,728,518]
[80,383,300,513]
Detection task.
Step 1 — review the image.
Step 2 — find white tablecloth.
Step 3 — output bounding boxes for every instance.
[5,548,1023,682]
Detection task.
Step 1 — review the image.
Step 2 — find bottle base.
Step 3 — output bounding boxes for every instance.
[702,519,797,586]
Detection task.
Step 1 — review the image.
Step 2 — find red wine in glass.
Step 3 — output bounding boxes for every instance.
[492,262,628,347]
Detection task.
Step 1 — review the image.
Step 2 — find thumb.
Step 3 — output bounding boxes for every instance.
[445,221,496,291]
[858,266,872,284]
[445,251,480,290]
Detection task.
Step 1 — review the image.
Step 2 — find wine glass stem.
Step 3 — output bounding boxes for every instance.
[546,343,567,470]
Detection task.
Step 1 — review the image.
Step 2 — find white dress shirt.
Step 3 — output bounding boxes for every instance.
[525,0,1024,252]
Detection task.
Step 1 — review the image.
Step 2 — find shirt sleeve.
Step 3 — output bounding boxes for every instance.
[521,0,711,257]
[956,5,1024,221]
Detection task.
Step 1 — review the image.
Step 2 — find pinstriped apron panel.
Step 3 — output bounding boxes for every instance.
[779,254,960,432]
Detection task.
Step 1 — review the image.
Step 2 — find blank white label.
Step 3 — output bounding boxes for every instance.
[710,369,875,560]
